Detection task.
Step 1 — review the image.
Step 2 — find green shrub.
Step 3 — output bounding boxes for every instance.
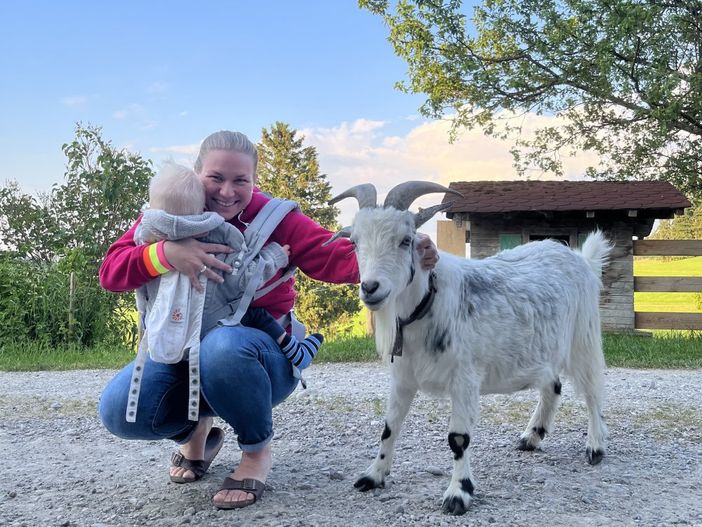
[0,252,135,348]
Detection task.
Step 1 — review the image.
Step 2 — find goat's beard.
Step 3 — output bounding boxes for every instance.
[372,302,397,362]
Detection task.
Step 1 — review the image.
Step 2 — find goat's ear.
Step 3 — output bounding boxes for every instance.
[414,202,454,229]
[322,226,352,247]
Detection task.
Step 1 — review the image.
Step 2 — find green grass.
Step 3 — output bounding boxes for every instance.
[603,331,702,369]
[315,335,377,363]
[634,256,702,313]
[0,341,135,372]
[2,331,700,371]
[634,256,702,277]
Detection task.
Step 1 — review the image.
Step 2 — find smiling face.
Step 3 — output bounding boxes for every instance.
[198,149,256,221]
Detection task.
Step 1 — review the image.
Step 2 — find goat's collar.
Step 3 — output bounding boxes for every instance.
[391,271,437,362]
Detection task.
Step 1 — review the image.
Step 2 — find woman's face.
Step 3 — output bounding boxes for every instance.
[198,149,256,221]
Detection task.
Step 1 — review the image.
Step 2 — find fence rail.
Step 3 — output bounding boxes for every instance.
[633,239,702,331]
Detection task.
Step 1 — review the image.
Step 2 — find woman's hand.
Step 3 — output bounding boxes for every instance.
[163,238,233,292]
[416,233,439,271]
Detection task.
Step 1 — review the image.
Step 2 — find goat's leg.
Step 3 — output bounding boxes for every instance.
[518,377,562,451]
[571,367,607,465]
[441,387,479,515]
[570,328,608,464]
[354,383,417,491]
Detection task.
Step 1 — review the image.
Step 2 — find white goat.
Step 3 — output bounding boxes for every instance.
[326,181,611,516]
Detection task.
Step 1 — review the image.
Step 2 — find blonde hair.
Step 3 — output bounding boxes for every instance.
[149,163,205,215]
[194,130,258,174]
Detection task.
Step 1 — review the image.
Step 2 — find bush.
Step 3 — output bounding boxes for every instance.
[0,252,135,348]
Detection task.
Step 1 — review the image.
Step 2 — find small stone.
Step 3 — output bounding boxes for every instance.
[327,471,344,481]
[394,505,405,515]
[51,402,62,410]
[425,466,444,476]
[7,491,16,498]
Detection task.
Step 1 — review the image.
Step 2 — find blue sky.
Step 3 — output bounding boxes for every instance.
[0,1,594,232]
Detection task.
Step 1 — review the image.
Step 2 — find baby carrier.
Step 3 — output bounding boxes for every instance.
[126,198,299,423]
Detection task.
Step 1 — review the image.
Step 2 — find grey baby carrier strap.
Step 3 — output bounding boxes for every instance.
[212,198,299,328]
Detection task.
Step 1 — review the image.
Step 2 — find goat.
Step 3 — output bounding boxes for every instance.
[326,181,611,515]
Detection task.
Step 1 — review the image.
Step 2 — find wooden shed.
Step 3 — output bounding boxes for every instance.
[438,181,691,331]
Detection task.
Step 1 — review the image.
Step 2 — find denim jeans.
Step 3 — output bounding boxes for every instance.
[99,325,298,452]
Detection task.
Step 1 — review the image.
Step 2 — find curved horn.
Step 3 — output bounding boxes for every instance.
[383,181,462,211]
[321,226,352,247]
[414,202,455,229]
[329,184,377,209]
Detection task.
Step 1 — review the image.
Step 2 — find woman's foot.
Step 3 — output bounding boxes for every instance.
[212,444,272,508]
[169,416,213,481]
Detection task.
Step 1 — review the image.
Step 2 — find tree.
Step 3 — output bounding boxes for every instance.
[257,122,361,335]
[0,123,152,263]
[650,200,702,240]
[360,0,702,197]
[0,123,152,346]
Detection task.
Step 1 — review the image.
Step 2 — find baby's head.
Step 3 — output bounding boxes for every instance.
[149,163,205,215]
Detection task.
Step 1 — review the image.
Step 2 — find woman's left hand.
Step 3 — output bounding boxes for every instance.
[416,233,439,271]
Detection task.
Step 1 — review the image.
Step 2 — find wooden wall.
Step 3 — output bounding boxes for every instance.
[464,215,636,331]
[436,219,467,257]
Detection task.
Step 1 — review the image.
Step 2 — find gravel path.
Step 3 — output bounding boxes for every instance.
[1,364,701,527]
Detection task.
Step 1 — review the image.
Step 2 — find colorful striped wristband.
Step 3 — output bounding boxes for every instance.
[143,241,174,276]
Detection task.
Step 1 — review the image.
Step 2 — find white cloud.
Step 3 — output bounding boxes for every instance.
[60,95,88,107]
[300,115,602,239]
[113,110,127,120]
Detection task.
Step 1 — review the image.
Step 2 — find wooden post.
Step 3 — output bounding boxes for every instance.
[437,220,466,257]
[365,308,375,336]
[68,271,75,339]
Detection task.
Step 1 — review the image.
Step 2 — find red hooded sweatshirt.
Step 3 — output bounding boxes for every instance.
[99,190,359,320]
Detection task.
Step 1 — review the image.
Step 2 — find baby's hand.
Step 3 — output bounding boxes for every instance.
[282,244,291,258]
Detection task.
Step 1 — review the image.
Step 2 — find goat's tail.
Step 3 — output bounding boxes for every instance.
[578,230,613,278]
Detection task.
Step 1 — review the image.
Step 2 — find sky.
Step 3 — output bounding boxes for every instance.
[0,0,598,237]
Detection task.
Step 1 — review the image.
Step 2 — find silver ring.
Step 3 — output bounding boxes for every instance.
[198,264,207,274]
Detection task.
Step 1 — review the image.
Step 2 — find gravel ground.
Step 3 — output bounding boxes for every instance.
[1,364,701,527]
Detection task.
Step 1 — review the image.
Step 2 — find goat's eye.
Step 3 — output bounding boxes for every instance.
[400,236,412,248]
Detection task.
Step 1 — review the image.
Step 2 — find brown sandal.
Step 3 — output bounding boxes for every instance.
[213,477,266,509]
[169,427,225,483]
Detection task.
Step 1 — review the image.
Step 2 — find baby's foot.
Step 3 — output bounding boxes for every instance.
[280,333,323,370]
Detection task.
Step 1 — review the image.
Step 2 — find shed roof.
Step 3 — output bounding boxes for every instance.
[443,181,691,214]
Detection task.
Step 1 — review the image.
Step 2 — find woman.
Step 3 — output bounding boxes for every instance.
[98,130,438,510]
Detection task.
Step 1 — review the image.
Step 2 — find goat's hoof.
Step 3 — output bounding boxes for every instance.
[517,438,536,451]
[441,495,470,516]
[586,447,605,465]
[354,476,383,492]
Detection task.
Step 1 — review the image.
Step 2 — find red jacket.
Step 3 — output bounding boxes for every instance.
[99,190,359,319]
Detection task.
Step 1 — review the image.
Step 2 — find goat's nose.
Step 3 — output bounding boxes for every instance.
[361,280,380,295]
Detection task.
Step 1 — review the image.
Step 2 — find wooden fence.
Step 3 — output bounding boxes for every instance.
[633,240,702,330]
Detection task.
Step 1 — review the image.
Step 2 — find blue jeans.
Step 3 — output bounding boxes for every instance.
[99,325,298,452]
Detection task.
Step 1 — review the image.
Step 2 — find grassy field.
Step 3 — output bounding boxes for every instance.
[634,256,702,313]
[2,331,700,371]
